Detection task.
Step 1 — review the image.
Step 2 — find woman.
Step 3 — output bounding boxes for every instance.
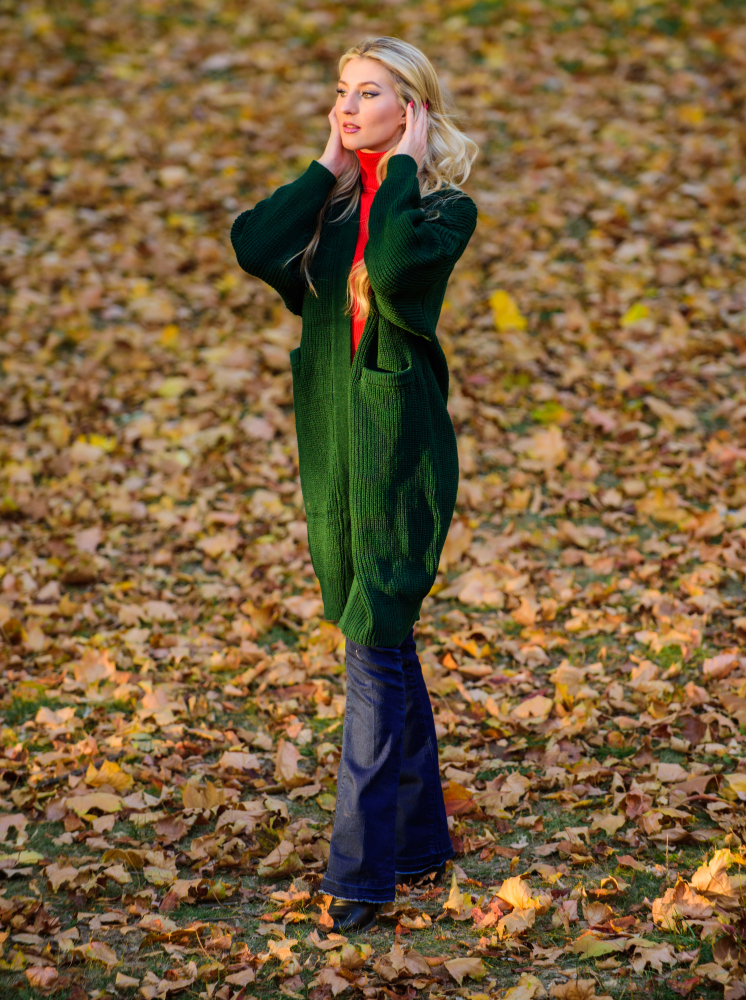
[231,36,478,931]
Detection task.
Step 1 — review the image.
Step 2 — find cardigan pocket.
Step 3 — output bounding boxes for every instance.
[360,363,415,388]
[351,369,440,611]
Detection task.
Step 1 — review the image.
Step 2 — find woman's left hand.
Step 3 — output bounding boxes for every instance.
[392,101,428,169]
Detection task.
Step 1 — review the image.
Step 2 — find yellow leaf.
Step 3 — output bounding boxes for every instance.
[443,872,475,920]
[723,774,746,801]
[497,876,534,910]
[497,906,536,938]
[489,289,527,331]
[678,104,704,126]
[143,865,177,886]
[83,433,116,453]
[570,932,626,957]
[159,323,179,347]
[621,302,650,327]
[85,759,133,793]
[157,376,190,398]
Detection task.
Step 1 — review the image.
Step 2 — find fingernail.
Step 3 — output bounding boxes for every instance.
[425,101,429,109]
[409,100,413,108]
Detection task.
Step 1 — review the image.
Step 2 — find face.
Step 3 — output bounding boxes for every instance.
[335,57,407,153]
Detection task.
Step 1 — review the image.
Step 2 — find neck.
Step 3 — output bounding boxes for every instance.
[356,147,387,191]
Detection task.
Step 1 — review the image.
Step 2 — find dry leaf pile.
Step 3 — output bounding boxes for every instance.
[1,0,746,998]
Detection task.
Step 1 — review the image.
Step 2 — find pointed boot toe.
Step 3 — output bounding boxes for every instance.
[328,898,379,933]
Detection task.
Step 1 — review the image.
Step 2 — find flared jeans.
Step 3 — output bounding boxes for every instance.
[320,629,454,903]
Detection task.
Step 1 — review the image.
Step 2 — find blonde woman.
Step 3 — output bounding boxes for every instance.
[231,36,478,931]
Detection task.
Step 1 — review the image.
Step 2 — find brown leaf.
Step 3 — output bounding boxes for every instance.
[652,879,713,928]
[73,940,119,968]
[153,816,189,844]
[312,966,353,996]
[66,791,123,816]
[502,972,547,1000]
[257,840,304,878]
[182,781,225,811]
[670,976,702,996]
[274,739,308,788]
[550,980,612,1000]
[690,849,733,897]
[444,956,487,985]
[25,968,59,991]
[442,780,476,816]
[583,902,614,925]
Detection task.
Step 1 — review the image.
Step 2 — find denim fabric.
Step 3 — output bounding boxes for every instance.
[320,628,454,903]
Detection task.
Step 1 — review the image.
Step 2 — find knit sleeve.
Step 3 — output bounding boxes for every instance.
[364,154,478,337]
[230,159,338,316]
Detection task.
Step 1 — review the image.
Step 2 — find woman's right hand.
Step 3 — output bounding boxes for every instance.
[316,107,355,178]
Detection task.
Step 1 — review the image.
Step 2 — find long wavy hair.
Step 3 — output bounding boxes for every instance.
[288,37,479,322]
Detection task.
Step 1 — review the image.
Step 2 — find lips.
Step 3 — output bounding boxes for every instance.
[343,125,360,132]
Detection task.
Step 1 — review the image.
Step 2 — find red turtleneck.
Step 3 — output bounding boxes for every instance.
[350,147,387,360]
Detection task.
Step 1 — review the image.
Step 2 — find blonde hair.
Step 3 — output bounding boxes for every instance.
[289,37,478,322]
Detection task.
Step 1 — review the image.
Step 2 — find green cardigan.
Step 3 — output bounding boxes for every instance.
[231,153,477,647]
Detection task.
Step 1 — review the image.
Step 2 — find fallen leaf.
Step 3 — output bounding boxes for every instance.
[502,972,547,999]
[444,956,487,985]
[257,840,304,878]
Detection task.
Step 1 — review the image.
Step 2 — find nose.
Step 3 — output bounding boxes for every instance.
[341,94,359,116]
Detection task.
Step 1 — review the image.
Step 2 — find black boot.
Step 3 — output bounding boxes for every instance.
[328,898,380,933]
[395,860,448,887]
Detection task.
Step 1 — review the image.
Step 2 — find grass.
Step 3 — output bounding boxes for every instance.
[2,694,73,728]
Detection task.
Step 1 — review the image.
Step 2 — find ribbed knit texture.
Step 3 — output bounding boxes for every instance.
[231,153,478,647]
[350,148,386,359]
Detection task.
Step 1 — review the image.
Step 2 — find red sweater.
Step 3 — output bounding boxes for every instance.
[350,147,387,360]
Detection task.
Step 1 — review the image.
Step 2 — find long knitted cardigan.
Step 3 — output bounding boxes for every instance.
[231,152,478,647]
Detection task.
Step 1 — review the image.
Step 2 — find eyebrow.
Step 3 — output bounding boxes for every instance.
[338,80,382,87]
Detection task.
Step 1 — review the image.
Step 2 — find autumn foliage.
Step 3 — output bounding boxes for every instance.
[1,0,746,998]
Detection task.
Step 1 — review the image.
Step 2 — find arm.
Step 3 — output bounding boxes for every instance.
[230,159,337,315]
[364,154,478,336]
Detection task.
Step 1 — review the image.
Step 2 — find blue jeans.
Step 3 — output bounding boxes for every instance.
[320,629,454,903]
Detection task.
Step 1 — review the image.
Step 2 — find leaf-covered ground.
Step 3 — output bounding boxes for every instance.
[1,1,746,998]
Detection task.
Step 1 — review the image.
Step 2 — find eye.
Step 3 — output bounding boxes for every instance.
[335,88,379,98]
